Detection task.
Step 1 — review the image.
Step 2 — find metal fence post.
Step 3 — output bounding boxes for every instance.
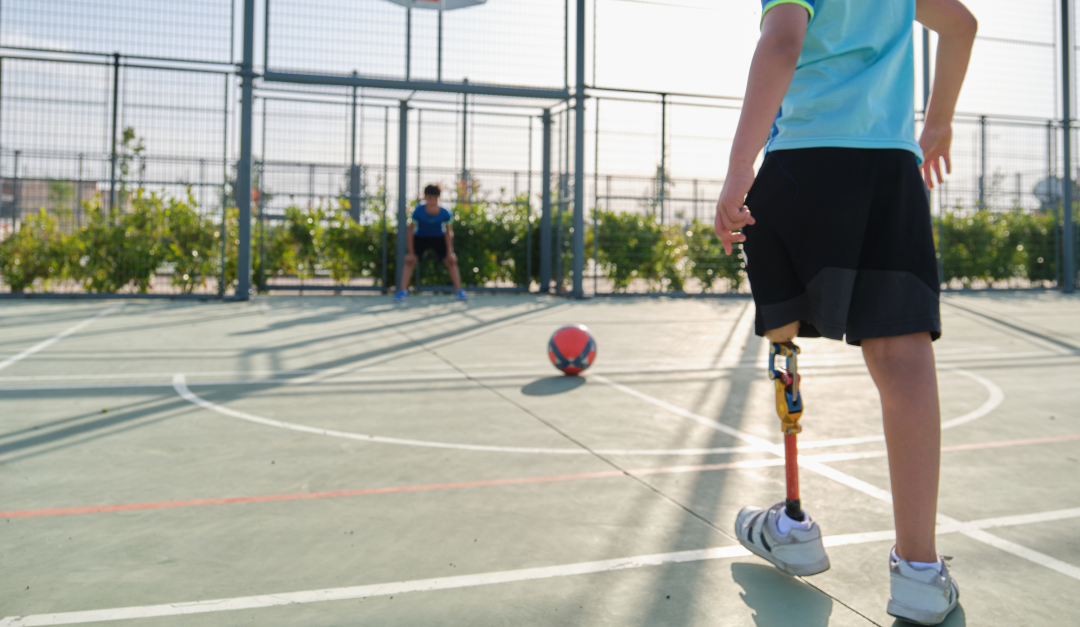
[396,100,409,291]
[540,109,552,291]
[1050,120,1061,284]
[978,115,986,208]
[382,106,390,292]
[349,77,361,221]
[12,150,19,225]
[221,74,231,298]
[257,160,266,291]
[556,172,565,290]
[660,93,666,224]
[77,153,84,227]
[1062,0,1076,292]
[693,179,698,221]
[307,164,314,207]
[0,57,3,227]
[461,83,469,191]
[593,97,600,296]
[109,52,120,213]
[527,115,533,289]
[416,109,422,198]
[234,0,256,299]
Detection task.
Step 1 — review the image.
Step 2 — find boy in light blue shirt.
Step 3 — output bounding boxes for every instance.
[717,0,976,623]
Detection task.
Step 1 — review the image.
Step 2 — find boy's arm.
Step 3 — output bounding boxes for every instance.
[916,0,977,189]
[714,4,809,254]
[406,222,415,255]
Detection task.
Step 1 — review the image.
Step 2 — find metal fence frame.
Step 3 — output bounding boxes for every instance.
[1,0,1078,297]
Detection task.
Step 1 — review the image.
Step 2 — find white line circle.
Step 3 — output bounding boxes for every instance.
[172,363,1004,456]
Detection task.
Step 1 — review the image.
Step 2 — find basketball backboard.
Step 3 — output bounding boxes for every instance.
[382,0,487,9]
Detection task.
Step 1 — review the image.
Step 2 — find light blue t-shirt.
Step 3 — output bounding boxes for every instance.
[412,203,453,237]
[761,0,923,163]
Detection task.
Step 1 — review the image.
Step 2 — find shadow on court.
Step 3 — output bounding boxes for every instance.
[732,562,834,626]
[520,375,586,396]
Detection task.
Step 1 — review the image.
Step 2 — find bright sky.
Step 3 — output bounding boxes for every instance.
[0,0,1069,208]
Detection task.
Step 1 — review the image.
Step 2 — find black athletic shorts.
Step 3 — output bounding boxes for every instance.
[413,235,448,261]
[742,147,941,346]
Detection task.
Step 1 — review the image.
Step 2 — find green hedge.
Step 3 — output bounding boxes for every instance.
[2,189,1073,294]
[0,190,229,293]
[935,208,1069,285]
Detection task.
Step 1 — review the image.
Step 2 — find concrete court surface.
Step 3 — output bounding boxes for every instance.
[0,292,1078,627]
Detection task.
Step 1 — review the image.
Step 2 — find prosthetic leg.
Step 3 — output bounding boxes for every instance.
[768,341,804,522]
[734,339,829,575]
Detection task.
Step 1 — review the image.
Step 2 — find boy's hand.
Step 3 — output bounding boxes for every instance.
[919,122,952,189]
[446,251,458,264]
[714,165,757,255]
[405,253,418,263]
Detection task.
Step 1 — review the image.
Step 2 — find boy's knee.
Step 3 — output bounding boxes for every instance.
[861,333,934,372]
[862,333,931,356]
[765,321,799,344]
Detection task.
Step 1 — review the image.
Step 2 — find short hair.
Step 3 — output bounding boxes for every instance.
[423,184,441,197]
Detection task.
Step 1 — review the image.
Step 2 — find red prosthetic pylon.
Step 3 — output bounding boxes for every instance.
[769,341,805,522]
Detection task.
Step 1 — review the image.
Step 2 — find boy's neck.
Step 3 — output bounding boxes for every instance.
[423,197,441,215]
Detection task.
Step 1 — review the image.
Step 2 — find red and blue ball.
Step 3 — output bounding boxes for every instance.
[548,324,597,375]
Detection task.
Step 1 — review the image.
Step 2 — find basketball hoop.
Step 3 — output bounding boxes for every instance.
[382,0,487,10]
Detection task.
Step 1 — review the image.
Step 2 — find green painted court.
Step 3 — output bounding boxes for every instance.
[1,293,1078,626]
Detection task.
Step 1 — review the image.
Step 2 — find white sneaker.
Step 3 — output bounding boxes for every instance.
[734,502,830,576]
[887,549,959,625]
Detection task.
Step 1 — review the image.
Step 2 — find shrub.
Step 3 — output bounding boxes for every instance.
[7,184,1068,295]
[75,192,168,293]
[0,208,75,292]
[935,208,1058,286]
[593,211,664,290]
[684,220,745,291]
[162,192,222,293]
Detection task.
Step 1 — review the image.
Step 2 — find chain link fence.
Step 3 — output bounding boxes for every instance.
[1,0,1077,297]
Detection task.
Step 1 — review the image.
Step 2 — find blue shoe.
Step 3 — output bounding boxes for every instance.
[455,288,468,301]
[394,290,408,302]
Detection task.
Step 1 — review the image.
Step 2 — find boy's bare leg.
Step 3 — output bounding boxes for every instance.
[861,332,940,564]
[444,256,463,291]
[399,255,417,290]
[764,321,799,343]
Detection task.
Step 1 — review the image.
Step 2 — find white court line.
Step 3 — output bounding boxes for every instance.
[594,363,1005,450]
[938,365,1006,429]
[592,374,776,449]
[171,374,761,456]
[0,348,1070,389]
[4,506,1078,626]
[165,358,1004,457]
[598,375,1080,584]
[0,305,122,373]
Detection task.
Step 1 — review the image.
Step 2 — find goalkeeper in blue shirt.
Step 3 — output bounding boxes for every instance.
[395,184,467,302]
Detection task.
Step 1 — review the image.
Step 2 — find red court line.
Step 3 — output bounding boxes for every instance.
[941,433,1080,452]
[4,433,1078,520]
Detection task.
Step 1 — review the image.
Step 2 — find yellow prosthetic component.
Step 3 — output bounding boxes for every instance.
[768,341,804,435]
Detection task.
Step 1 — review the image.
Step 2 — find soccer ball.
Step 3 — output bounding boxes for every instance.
[548,324,597,375]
